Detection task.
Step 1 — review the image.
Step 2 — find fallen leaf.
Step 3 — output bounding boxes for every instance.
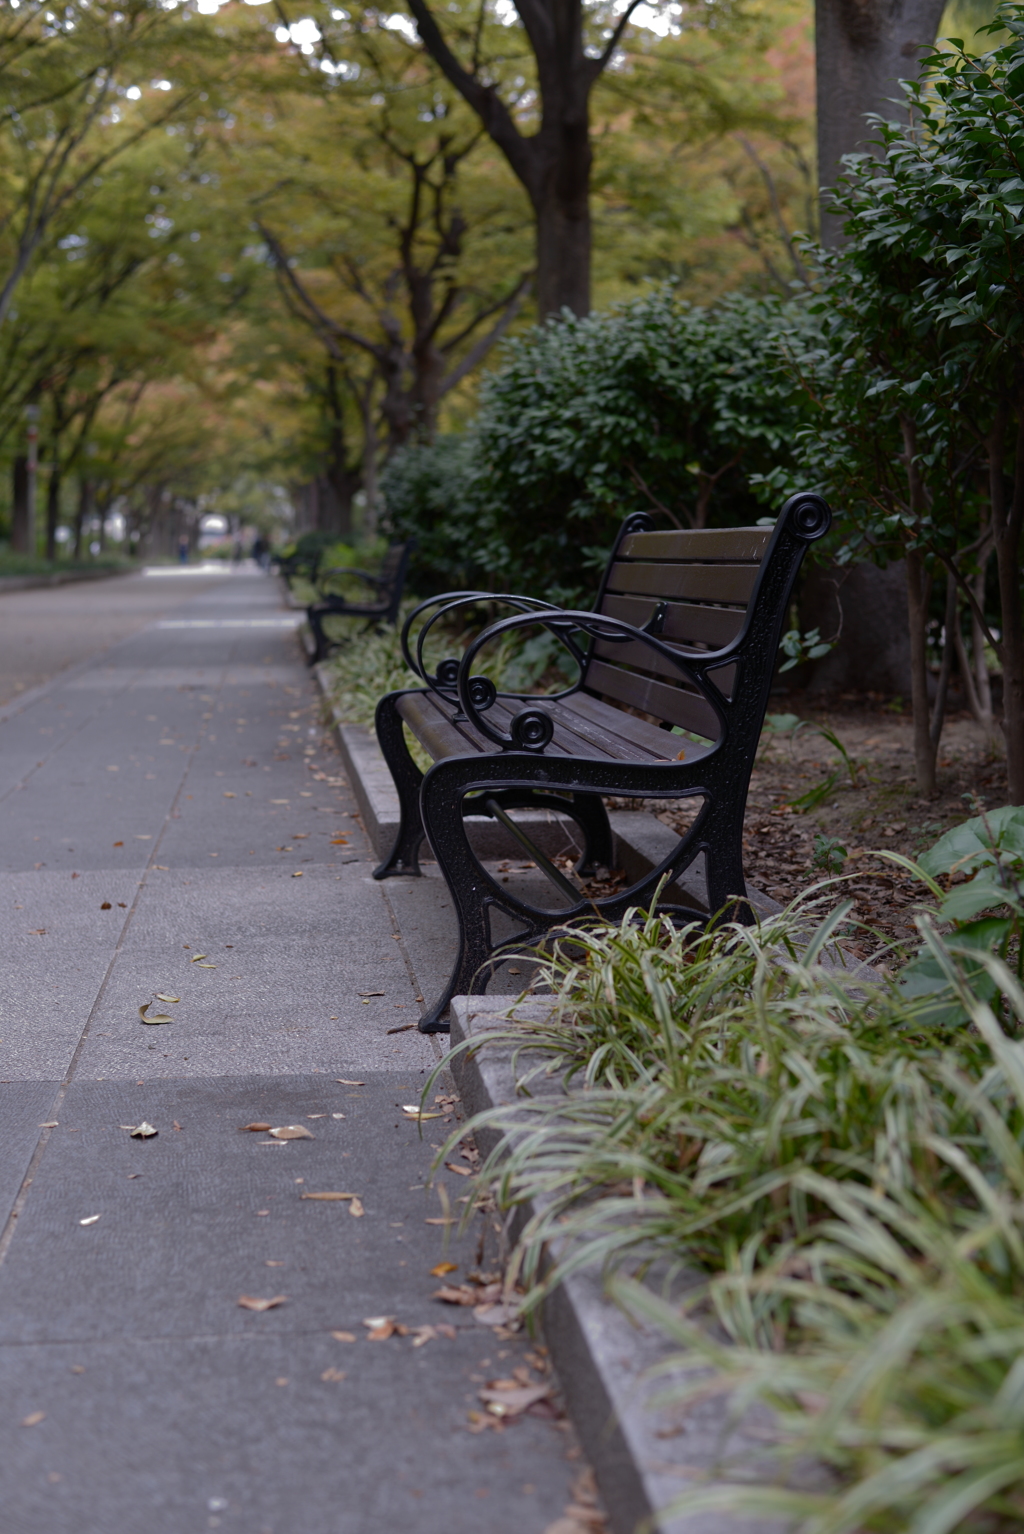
[291,871,303,878]
[195,963,216,969]
[402,1106,444,1119]
[239,1122,272,1132]
[173,1121,182,1132]
[300,1191,356,1201]
[306,1113,326,1119]
[386,1024,416,1034]
[223,792,236,798]
[113,841,124,847]
[79,1215,101,1226]
[153,866,170,871]
[320,1367,347,1382]
[100,902,112,911]
[479,1383,551,1417]
[237,1295,287,1312]
[155,993,180,1004]
[130,1122,158,1139]
[330,1330,356,1342]
[20,1411,45,1428]
[269,1125,314,1140]
[424,1216,457,1225]
[433,1284,494,1306]
[445,1162,472,1177]
[138,1005,173,1025]
[189,954,207,962]
[430,1262,458,1277]
[475,1302,521,1327]
[331,1112,345,1119]
[362,1316,407,1340]
[349,1197,365,1217]
[335,1079,364,1086]
[329,837,349,845]
[358,991,385,998]
[39,1121,59,1128]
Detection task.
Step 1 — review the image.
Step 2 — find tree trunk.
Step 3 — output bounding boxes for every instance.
[75,476,93,561]
[10,455,28,553]
[991,407,1024,802]
[533,125,592,318]
[905,544,936,795]
[815,0,948,246]
[45,459,61,563]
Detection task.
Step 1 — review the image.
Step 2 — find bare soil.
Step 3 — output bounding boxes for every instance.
[652,697,1010,959]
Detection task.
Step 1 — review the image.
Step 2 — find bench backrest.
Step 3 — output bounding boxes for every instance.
[378,539,415,624]
[581,502,827,743]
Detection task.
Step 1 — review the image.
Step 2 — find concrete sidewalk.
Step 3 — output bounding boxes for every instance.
[0,569,586,1534]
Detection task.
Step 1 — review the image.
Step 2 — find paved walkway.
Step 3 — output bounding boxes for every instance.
[0,568,581,1533]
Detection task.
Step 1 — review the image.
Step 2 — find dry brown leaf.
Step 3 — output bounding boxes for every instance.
[129,1122,157,1139]
[269,1125,314,1140]
[79,1215,100,1226]
[300,1191,355,1202]
[348,1197,364,1217]
[474,1301,521,1327]
[424,1216,457,1225]
[330,1330,356,1343]
[335,1079,364,1086]
[358,991,385,998]
[329,837,349,845]
[432,1285,480,1306]
[479,1382,551,1417]
[113,841,123,847]
[445,1161,472,1177]
[190,954,207,962]
[20,1411,45,1428]
[155,993,180,1004]
[291,871,303,878]
[320,1367,347,1382]
[195,963,216,969]
[138,1004,172,1025]
[430,1262,458,1277]
[362,1316,408,1340]
[237,1295,287,1312]
[402,1106,444,1120]
[39,1121,58,1128]
[386,1023,416,1034]
[239,1122,272,1133]
[100,902,112,910]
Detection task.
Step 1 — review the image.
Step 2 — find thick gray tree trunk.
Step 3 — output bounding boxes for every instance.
[816,0,949,245]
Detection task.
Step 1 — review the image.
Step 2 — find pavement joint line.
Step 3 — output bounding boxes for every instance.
[0,645,234,1273]
[377,882,446,1067]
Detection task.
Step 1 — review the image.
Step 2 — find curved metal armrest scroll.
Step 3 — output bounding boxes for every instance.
[399,591,570,690]
[457,609,726,751]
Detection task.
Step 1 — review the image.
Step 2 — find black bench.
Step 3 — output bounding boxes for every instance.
[305,540,415,665]
[373,494,831,1032]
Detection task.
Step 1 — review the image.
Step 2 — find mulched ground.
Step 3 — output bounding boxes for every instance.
[646,695,1009,962]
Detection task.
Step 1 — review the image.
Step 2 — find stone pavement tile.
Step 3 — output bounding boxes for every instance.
[0,1084,60,1228]
[0,1075,488,1344]
[0,873,141,1080]
[75,866,433,1078]
[0,1331,573,1534]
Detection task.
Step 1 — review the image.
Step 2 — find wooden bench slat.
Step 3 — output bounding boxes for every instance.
[559,690,714,759]
[592,636,737,696]
[617,527,772,562]
[585,658,721,737]
[605,561,759,604]
[599,592,745,649]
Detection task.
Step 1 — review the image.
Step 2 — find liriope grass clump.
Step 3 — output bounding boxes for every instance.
[438,888,1024,1531]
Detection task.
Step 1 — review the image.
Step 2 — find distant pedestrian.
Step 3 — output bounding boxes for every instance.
[177,536,189,565]
[251,535,269,571]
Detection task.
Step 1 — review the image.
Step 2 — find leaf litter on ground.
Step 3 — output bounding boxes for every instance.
[269,1125,313,1140]
[237,1295,287,1312]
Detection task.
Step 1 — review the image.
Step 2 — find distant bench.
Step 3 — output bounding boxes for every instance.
[305,540,415,665]
[372,495,831,1031]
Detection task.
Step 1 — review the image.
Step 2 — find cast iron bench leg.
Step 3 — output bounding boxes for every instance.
[372,692,426,878]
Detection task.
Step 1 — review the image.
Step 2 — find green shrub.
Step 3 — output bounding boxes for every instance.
[380,435,483,596]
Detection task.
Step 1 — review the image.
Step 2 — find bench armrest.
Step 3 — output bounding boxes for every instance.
[400,591,570,689]
[456,609,724,752]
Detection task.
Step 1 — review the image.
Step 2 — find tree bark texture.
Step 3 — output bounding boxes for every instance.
[45,459,61,563]
[405,0,622,316]
[10,455,29,554]
[815,0,948,246]
[989,408,1024,803]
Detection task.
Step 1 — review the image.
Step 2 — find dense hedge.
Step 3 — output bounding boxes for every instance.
[384,287,814,602]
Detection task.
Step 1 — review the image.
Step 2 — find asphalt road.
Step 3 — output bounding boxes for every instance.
[0,567,582,1534]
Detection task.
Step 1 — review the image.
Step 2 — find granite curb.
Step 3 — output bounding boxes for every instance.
[449,996,792,1534]
[0,566,133,596]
